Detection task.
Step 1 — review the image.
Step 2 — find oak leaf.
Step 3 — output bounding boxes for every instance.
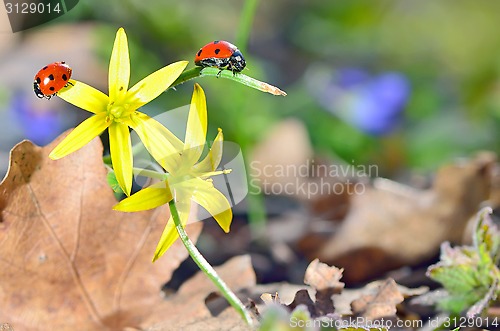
[0,132,202,330]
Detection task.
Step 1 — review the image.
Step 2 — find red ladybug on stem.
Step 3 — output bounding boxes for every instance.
[194,40,246,75]
[34,61,72,99]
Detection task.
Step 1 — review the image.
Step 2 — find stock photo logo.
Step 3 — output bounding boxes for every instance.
[3,0,79,32]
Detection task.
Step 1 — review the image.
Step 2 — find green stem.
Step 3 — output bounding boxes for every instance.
[235,0,260,53]
[168,200,253,325]
[103,154,111,165]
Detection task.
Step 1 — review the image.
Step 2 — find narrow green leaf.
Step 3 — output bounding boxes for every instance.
[170,67,287,96]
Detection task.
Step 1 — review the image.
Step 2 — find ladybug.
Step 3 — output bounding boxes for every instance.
[34,61,72,99]
[194,40,246,75]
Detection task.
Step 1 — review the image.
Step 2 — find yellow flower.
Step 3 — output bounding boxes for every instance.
[49,28,188,195]
[114,84,233,261]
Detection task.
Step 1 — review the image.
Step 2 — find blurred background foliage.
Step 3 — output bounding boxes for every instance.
[1,0,500,178]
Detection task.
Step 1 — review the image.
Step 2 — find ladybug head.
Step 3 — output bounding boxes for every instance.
[229,50,246,73]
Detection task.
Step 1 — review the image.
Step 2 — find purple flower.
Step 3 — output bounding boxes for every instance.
[9,91,66,145]
[315,68,410,136]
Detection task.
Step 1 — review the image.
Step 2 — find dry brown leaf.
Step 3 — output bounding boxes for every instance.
[317,152,496,282]
[333,280,427,316]
[285,289,316,315]
[260,292,280,305]
[0,133,202,330]
[143,255,256,331]
[351,279,403,320]
[252,283,315,308]
[252,278,425,320]
[257,260,344,318]
[304,258,344,292]
[303,259,345,316]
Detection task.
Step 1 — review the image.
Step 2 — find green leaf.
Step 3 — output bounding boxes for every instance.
[466,278,499,317]
[425,208,500,316]
[106,171,123,194]
[473,207,500,263]
[171,67,287,96]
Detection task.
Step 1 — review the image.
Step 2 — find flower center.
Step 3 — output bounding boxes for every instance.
[107,102,133,121]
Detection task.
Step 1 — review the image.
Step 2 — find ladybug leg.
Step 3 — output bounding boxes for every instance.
[216,69,223,78]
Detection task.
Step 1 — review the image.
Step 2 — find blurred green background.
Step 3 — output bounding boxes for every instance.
[1,0,499,178]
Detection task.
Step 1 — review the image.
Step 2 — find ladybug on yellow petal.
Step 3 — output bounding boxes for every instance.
[34,61,72,99]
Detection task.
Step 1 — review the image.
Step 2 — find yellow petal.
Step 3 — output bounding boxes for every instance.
[109,122,133,196]
[183,83,208,165]
[58,80,108,114]
[193,128,224,172]
[192,180,232,233]
[49,113,109,159]
[109,27,130,102]
[113,181,172,212]
[153,198,191,262]
[127,112,183,173]
[127,61,188,108]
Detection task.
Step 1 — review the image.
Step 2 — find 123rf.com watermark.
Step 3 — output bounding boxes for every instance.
[249,159,378,199]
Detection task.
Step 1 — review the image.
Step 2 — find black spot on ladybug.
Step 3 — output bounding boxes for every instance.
[36,77,41,84]
[62,74,68,81]
[213,40,220,44]
[214,48,221,55]
[48,74,55,81]
[42,66,48,70]
[197,49,202,56]
[49,86,55,91]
